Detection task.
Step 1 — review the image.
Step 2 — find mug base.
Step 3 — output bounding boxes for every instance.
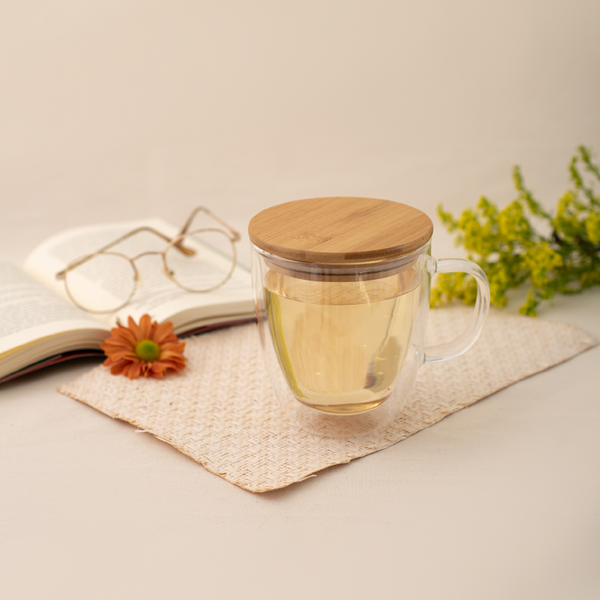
[295,393,390,416]
[291,397,397,439]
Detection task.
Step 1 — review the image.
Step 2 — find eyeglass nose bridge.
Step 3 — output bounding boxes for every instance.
[128,251,167,288]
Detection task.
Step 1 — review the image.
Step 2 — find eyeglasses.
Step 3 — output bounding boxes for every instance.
[56,206,241,314]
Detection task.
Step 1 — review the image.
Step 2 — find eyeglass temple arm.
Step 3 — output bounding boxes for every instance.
[56,226,195,280]
[178,207,241,242]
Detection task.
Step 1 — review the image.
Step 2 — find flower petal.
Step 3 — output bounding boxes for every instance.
[160,341,186,354]
[127,316,143,340]
[100,340,134,354]
[157,361,186,372]
[153,321,176,345]
[116,327,138,347]
[101,335,132,346]
[139,314,152,339]
[159,347,186,360]
[105,350,137,362]
[110,361,129,375]
[126,361,144,379]
[149,363,166,378]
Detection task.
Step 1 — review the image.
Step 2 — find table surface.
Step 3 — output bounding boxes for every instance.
[1,2,599,599]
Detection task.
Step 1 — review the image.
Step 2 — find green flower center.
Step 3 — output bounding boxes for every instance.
[135,339,160,362]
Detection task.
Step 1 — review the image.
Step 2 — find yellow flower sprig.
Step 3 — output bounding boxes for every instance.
[433,145,600,316]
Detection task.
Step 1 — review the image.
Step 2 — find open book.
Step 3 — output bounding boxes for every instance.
[0,217,255,383]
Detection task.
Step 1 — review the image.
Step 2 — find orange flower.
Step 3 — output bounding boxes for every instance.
[100,314,186,380]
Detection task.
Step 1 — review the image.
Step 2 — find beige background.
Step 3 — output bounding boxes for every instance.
[1,1,600,599]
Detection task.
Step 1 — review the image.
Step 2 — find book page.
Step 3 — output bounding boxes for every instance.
[0,261,109,356]
[24,217,254,331]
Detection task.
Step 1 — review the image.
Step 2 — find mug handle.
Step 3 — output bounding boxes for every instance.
[424,258,491,364]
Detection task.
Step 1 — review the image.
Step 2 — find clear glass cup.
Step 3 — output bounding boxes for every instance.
[251,240,490,435]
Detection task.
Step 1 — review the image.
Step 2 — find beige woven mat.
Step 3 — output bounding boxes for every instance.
[58,306,597,493]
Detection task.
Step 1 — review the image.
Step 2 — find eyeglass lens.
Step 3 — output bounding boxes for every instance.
[65,253,136,313]
[165,230,236,292]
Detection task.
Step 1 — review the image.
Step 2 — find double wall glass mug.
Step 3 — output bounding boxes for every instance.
[249,197,490,434]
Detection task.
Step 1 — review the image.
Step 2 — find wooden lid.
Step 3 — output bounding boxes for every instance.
[248,197,433,264]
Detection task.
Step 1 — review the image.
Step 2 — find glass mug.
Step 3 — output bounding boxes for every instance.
[249,197,490,433]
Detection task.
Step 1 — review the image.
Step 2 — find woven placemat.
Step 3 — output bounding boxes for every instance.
[58,306,597,493]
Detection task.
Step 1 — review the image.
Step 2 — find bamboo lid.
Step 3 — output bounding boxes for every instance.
[248,197,433,264]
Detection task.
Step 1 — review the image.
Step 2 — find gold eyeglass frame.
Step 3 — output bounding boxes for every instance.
[56,206,241,314]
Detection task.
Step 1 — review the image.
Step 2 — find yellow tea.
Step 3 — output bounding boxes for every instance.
[264,268,421,414]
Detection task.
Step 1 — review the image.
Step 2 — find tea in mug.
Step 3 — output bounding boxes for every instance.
[264,267,422,415]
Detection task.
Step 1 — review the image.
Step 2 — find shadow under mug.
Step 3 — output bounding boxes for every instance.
[251,241,490,436]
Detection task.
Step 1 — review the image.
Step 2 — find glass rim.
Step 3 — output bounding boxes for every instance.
[251,240,431,278]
